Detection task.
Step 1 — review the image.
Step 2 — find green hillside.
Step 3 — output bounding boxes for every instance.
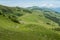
[0,5,60,40]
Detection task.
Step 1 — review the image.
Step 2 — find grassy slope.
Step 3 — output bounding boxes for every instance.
[19,11,59,28]
[0,5,60,40]
[0,14,60,40]
[0,15,60,40]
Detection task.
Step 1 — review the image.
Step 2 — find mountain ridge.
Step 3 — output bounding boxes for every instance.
[0,5,60,40]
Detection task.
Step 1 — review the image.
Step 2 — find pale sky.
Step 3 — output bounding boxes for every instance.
[0,0,60,8]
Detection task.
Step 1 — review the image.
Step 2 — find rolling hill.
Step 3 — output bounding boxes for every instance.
[0,5,60,40]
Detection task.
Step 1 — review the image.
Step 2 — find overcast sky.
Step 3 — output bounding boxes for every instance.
[0,0,60,8]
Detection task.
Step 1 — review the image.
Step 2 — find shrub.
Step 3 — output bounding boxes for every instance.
[12,19,20,24]
[53,28,60,31]
[15,13,23,17]
[23,9,32,13]
[8,15,20,24]
[46,23,50,25]
[0,12,2,15]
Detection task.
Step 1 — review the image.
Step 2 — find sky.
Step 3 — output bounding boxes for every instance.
[0,0,60,8]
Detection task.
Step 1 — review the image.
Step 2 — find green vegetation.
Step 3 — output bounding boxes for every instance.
[0,5,60,40]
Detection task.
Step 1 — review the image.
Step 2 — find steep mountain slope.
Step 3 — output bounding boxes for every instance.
[0,5,60,40]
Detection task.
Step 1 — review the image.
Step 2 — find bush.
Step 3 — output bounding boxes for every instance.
[8,15,20,24]
[46,23,50,25]
[53,28,60,31]
[15,13,23,17]
[23,9,32,13]
[0,12,2,15]
[12,19,20,23]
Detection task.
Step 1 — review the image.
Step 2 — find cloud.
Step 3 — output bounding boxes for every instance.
[40,3,54,8]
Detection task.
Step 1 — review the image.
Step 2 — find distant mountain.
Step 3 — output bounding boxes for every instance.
[51,7,60,12]
[27,6,60,12]
[27,6,60,14]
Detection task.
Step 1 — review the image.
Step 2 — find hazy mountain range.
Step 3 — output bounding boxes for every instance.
[52,7,60,12]
[27,6,60,13]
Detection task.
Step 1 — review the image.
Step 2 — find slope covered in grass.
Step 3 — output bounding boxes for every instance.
[0,5,60,40]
